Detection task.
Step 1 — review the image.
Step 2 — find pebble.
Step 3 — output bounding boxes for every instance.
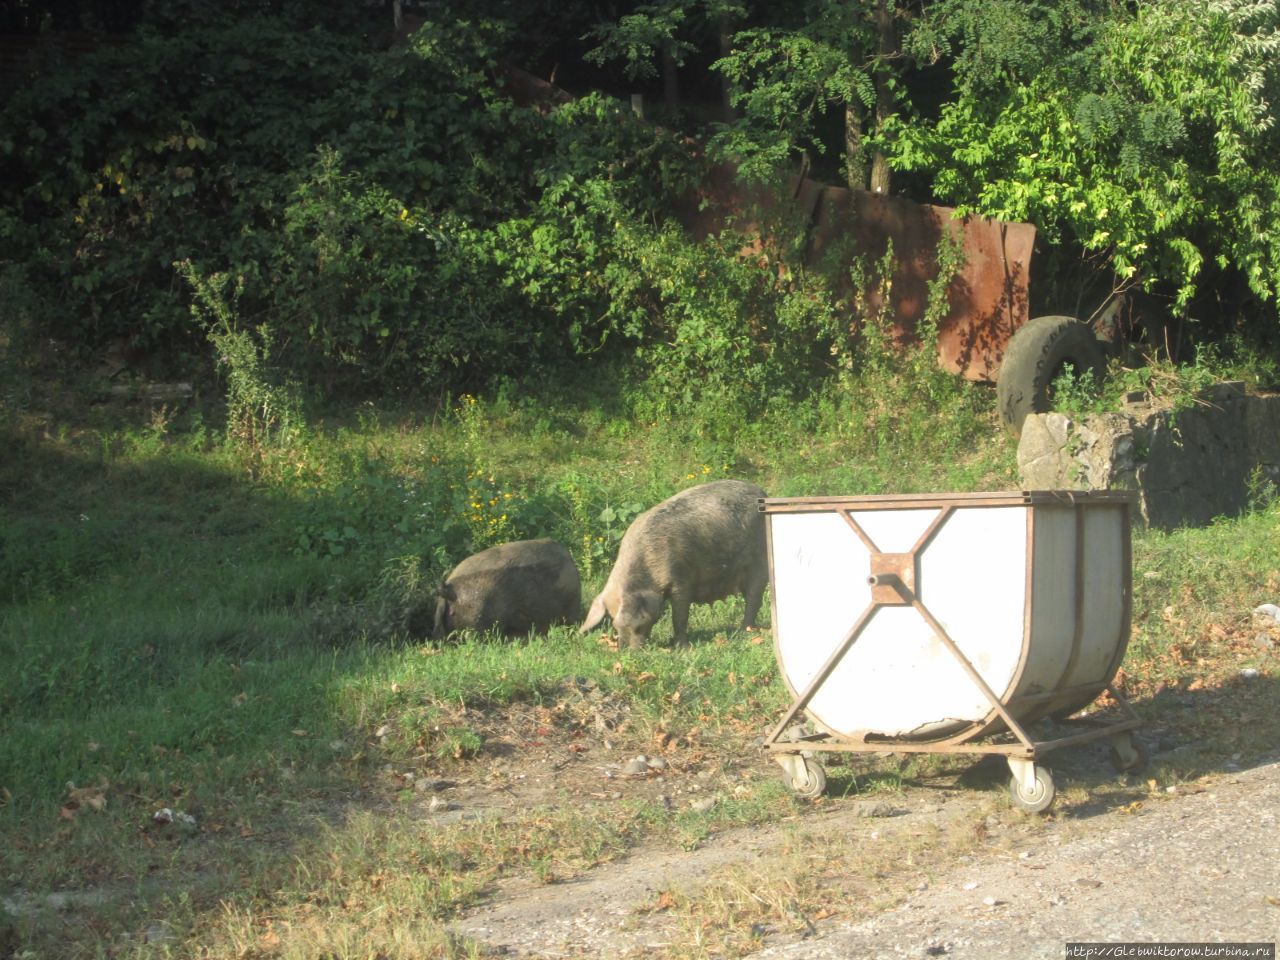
[689,796,717,813]
[858,802,898,819]
[962,881,978,891]
[1240,668,1261,680]
[645,756,668,771]
[621,757,650,777]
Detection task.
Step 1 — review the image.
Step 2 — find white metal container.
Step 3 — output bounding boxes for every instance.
[764,491,1134,745]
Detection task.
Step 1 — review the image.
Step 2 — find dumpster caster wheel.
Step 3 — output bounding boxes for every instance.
[788,759,827,800]
[1008,767,1055,814]
[1109,734,1148,773]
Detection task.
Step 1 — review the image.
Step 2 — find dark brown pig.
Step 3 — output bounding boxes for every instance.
[580,480,768,648]
[434,539,581,638]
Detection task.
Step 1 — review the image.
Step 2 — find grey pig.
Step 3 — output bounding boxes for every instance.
[580,479,768,648]
[434,539,581,638]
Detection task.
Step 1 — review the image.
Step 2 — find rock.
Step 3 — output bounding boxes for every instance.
[1253,603,1280,623]
[428,796,458,813]
[1253,633,1277,651]
[858,802,899,819]
[1017,394,1280,529]
[621,757,650,777]
[689,797,717,813]
[645,756,668,771]
[1240,668,1261,680]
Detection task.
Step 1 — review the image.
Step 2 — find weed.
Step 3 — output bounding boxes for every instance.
[177,259,306,473]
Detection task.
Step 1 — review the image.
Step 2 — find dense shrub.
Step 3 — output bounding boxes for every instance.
[0,11,936,417]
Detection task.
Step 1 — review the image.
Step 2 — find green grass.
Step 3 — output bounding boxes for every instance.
[2,365,1277,958]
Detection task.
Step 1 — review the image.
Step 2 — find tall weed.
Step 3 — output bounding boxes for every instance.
[178,260,305,472]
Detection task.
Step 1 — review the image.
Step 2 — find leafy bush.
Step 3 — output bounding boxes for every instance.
[893,0,1280,314]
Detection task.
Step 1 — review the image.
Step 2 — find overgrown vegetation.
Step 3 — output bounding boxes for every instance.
[2,3,1279,957]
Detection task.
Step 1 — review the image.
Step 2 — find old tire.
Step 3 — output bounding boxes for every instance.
[997,316,1109,437]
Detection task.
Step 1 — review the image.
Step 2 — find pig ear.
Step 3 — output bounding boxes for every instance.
[580,594,608,633]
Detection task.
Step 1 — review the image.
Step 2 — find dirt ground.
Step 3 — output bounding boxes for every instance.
[443,730,1280,959]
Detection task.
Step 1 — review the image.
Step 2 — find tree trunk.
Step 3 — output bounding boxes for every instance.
[718,20,736,123]
[870,0,896,195]
[662,44,680,107]
[844,102,868,191]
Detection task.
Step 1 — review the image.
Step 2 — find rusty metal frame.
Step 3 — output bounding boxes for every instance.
[760,492,1141,769]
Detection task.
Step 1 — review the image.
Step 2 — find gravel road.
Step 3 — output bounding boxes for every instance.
[454,757,1280,958]
[755,759,1280,959]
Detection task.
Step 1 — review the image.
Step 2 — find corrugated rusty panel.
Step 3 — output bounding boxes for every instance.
[810,185,1034,382]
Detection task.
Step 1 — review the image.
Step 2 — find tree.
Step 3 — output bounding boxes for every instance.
[893,0,1280,314]
[709,0,908,192]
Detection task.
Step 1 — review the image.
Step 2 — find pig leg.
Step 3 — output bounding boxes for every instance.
[742,577,767,629]
[670,593,692,648]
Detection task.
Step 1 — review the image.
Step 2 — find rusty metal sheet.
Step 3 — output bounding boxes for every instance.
[810,185,1034,381]
[676,170,1035,382]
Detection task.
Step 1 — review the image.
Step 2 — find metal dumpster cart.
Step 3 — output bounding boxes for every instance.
[760,490,1143,813]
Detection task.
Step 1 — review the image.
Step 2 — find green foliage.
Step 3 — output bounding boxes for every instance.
[0,17,691,395]
[584,2,699,81]
[709,2,880,182]
[894,0,1280,313]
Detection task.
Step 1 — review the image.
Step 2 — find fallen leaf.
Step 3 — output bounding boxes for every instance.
[646,891,676,913]
[65,781,108,814]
